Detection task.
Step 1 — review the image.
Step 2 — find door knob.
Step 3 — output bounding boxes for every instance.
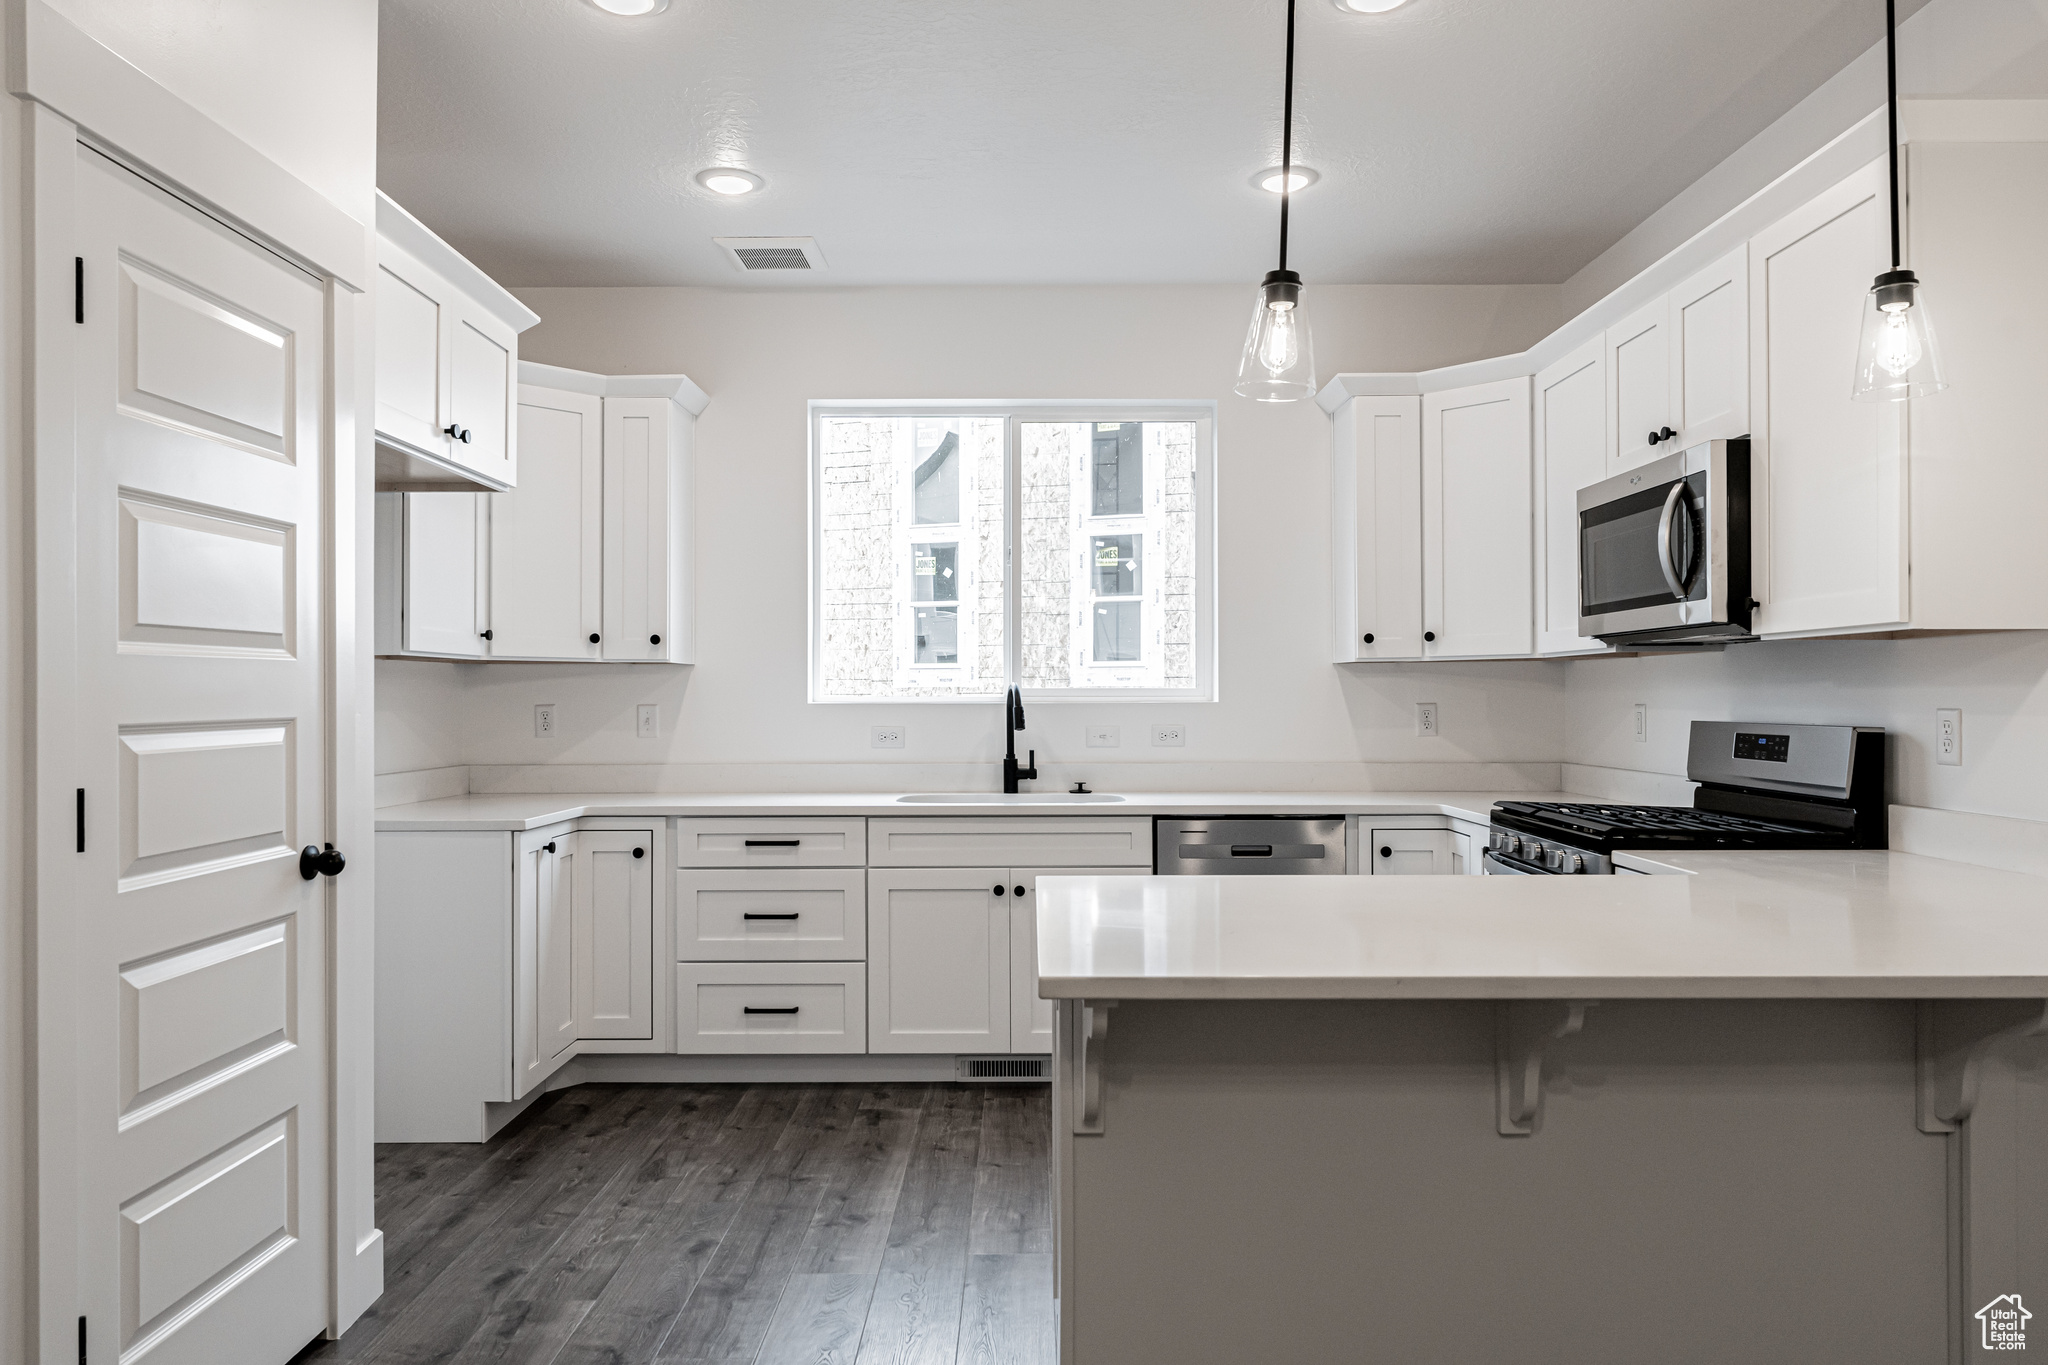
[459,428,473,443]
[480,629,493,641]
[443,423,460,439]
[299,843,346,880]
[543,841,556,854]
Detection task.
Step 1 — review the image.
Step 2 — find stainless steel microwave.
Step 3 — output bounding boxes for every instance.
[1577,438,1751,645]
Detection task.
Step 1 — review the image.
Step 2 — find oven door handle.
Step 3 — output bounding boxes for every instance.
[1655,481,1690,600]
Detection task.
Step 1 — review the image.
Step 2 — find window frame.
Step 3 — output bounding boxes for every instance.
[807,400,1217,704]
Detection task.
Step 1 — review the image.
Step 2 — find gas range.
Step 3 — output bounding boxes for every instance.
[1485,721,1886,875]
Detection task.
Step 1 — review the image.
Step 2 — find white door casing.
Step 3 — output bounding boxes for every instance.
[70,146,332,1365]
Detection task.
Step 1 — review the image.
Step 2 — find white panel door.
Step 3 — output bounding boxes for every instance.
[490,385,601,659]
[602,395,672,661]
[1748,159,1905,637]
[447,311,516,487]
[1367,829,1457,875]
[573,832,655,1040]
[402,492,487,657]
[1009,867,1136,1054]
[1534,339,1611,656]
[867,868,1010,1053]
[72,147,331,1365]
[1422,377,1533,659]
[372,245,447,459]
[512,826,577,1098]
[1606,296,1673,473]
[1670,245,1750,448]
[1331,395,1423,661]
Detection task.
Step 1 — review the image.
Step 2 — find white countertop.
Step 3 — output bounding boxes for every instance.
[1035,849,2048,1000]
[373,790,1524,830]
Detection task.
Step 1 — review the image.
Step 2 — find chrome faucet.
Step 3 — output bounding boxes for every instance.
[1002,686,1037,794]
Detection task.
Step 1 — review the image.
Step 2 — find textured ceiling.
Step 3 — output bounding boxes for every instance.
[378,0,1922,287]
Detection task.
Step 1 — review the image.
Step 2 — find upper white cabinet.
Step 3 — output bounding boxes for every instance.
[602,391,696,662]
[1605,297,1671,473]
[1421,377,1533,659]
[490,383,603,660]
[1331,395,1424,662]
[374,489,489,658]
[1533,340,1611,657]
[374,192,539,493]
[1607,244,1749,476]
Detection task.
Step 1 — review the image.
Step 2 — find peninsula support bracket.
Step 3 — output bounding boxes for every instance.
[1496,1000,1598,1136]
[1072,999,1118,1135]
[1916,999,2048,1134]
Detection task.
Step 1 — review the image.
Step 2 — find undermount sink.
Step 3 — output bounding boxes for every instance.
[895,792,1126,804]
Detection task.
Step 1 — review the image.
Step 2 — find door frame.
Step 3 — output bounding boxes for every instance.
[14,8,380,1356]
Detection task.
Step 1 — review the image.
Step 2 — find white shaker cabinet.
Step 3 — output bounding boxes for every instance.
[1330,394,1424,661]
[374,192,537,492]
[1422,377,1533,659]
[1606,297,1672,473]
[867,868,1012,1054]
[1008,868,1131,1053]
[1366,829,1458,875]
[375,490,490,658]
[1606,245,1749,477]
[1533,339,1611,657]
[514,826,578,1099]
[572,832,656,1041]
[488,383,603,660]
[1748,159,1905,638]
[602,389,698,662]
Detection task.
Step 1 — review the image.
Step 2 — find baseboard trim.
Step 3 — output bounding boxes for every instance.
[550,1052,1044,1086]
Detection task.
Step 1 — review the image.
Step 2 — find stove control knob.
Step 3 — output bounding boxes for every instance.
[1548,847,1566,870]
[1566,853,1585,874]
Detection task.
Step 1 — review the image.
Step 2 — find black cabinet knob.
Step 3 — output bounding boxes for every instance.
[1362,633,1374,644]
[650,634,661,645]
[1014,884,1026,897]
[1380,846,1393,858]
[480,629,493,641]
[459,428,473,443]
[298,843,347,881]
[443,423,461,439]
[633,847,645,859]
[543,841,556,854]
[589,633,601,644]
[993,884,1006,896]
[1647,425,1677,445]
[1423,630,1436,642]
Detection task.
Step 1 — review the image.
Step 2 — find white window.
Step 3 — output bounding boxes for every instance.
[811,404,1214,701]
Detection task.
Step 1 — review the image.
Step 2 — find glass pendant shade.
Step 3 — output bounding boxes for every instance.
[1851,268,1947,402]
[1234,269,1317,402]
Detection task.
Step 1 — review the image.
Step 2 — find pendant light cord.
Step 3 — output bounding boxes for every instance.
[1278,0,1297,272]
[1885,0,1901,269]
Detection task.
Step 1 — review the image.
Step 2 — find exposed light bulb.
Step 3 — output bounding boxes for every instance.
[1235,270,1316,402]
[1259,302,1300,374]
[1852,269,1946,402]
[1873,305,1922,378]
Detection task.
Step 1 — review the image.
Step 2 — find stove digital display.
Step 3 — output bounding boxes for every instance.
[1733,731,1790,763]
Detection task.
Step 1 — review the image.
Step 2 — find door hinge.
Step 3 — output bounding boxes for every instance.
[78,1315,86,1365]
[74,257,83,324]
[76,788,85,853]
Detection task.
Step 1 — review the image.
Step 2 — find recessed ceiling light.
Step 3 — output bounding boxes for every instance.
[1256,166,1320,194]
[589,0,669,14]
[695,168,763,196]
[1334,0,1408,11]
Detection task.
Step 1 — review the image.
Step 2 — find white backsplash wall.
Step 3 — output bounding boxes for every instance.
[376,282,1571,792]
[1564,632,2048,821]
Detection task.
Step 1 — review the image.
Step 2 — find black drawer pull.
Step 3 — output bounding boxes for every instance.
[1230,844,1274,857]
[743,1006,800,1015]
[543,842,556,854]
[745,839,802,847]
[743,912,801,921]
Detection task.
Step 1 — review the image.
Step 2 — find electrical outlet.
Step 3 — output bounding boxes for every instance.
[1416,702,1440,738]
[1936,708,1962,766]
[1633,703,1648,743]
[636,704,659,739]
[871,725,905,749]
[1087,725,1121,748]
[534,704,557,739]
[1151,723,1185,747]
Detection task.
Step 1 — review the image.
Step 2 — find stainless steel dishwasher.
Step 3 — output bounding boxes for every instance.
[1153,816,1350,874]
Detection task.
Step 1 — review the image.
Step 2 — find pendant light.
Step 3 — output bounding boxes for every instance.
[1852,0,1946,401]
[1235,0,1317,402]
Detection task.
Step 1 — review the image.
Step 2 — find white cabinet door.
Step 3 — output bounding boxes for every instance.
[1331,395,1424,661]
[673,963,867,1054]
[1009,867,1136,1054]
[374,246,449,460]
[1533,339,1611,656]
[1422,377,1533,659]
[573,832,655,1041]
[514,826,576,1098]
[1367,828,1457,875]
[1607,295,1673,473]
[490,385,602,659]
[675,869,867,961]
[402,492,489,657]
[1748,158,1905,637]
[602,395,678,662]
[448,309,518,487]
[867,868,1010,1053]
[1670,245,1750,448]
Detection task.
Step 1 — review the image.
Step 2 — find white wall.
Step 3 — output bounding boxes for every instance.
[1566,635,2048,821]
[377,282,1573,792]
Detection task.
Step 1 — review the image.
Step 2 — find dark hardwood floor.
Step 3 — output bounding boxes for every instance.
[297,1082,1055,1365]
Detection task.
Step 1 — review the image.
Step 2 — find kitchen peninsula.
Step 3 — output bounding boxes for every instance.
[1039,856,2048,1364]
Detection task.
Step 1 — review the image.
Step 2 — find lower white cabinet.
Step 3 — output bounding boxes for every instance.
[674,962,867,1054]
[1366,828,1460,876]
[514,824,576,1097]
[515,825,655,1099]
[1008,867,1132,1052]
[675,868,867,960]
[867,868,1013,1053]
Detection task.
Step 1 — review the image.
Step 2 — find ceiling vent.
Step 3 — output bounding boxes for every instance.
[714,236,827,274]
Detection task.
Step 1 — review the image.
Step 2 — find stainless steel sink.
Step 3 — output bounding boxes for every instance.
[894,792,1126,804]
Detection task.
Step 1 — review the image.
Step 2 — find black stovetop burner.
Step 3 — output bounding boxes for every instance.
[1490,800,1854,853]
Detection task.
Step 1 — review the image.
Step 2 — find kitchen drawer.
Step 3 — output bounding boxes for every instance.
[676,869,866,962]
[673,962,866,1053]
[866,817,1153,868]
[675,818,866,868]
